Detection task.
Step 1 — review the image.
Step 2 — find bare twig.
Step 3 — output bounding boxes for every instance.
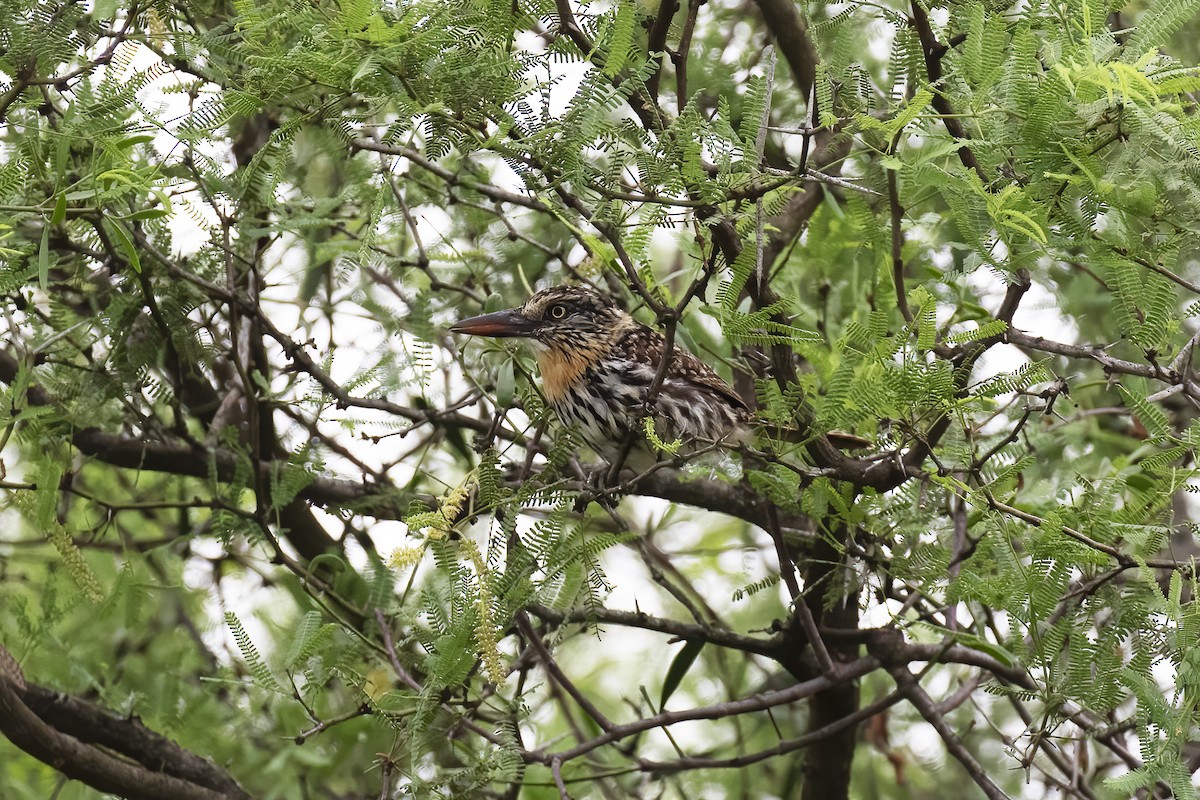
[887,161,912,323]
[891,666,1011,800]
[517,615,615,732]
[540,655,880,764]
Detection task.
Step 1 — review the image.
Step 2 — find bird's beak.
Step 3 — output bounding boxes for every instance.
[449,308,539,338]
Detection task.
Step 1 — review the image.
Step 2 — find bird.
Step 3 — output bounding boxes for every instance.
[450,284,751,462]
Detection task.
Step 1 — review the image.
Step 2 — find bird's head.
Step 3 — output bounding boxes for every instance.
[450,285,629,356]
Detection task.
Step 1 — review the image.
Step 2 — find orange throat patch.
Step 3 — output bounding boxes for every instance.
[536,348,591,404]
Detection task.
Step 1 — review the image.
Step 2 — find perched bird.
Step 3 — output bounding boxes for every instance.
[450,285,749,461]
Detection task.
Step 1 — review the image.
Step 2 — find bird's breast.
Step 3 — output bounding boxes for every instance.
[536,348,592,405]
[545,355,746,454]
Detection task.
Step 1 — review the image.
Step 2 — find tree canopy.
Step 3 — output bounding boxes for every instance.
[3,0,1200,798]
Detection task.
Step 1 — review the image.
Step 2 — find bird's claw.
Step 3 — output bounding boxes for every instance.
[574,463,620,512]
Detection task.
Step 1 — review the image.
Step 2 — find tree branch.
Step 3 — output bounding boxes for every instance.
[526,603,782,657]
[14,681,251,799]
[541,655,880,764]
[908,2,988,181]
[890,666,1011,800]
[751,0,819,107]
[0,653,248,800]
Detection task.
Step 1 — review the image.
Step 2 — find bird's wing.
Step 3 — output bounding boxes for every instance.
[614,325,749,413]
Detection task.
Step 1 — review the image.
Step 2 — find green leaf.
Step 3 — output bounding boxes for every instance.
[96,168,143,188]
[50,192,67,225]
[881,88,933,139]
[225,611,285,694]
[1118,385,1172,439]
[953,631,1017,668]
[38,224,49,290]
[496,358,515,408]
[115,133,155,150]
[603,0,636,77]
[1124,0,1200,59]
[92,0,118,18]
[659,639,704,708]
[484,292,505,313]
[122,208,169,221]
[103,218,141,273]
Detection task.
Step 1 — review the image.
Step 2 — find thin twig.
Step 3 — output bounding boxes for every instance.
[551,758,572,800]
[887,159,912,323]
[891,667,1011,800]
[539,656,880,764]
[517,615,614,732]
[294,704,371,744]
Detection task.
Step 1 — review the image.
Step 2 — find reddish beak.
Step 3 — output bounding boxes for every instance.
[449,308,539,338]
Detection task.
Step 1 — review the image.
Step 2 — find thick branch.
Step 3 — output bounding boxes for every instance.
[550,0,668,132]
[0,661,244,800]
[798,522,860,800]
[645,0,679,99]
[1005,329,1168,381]
[752,0,819,104]
[15,682,251,799]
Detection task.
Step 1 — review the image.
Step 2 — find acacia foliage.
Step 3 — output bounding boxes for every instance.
[2,0,1200,798]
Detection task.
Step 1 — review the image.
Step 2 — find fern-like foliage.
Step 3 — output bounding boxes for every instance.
[226,611,285,694]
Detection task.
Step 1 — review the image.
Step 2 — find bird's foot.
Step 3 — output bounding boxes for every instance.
[573,463,622,513]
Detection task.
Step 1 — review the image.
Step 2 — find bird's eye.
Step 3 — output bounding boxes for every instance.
[549,304,568,320]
